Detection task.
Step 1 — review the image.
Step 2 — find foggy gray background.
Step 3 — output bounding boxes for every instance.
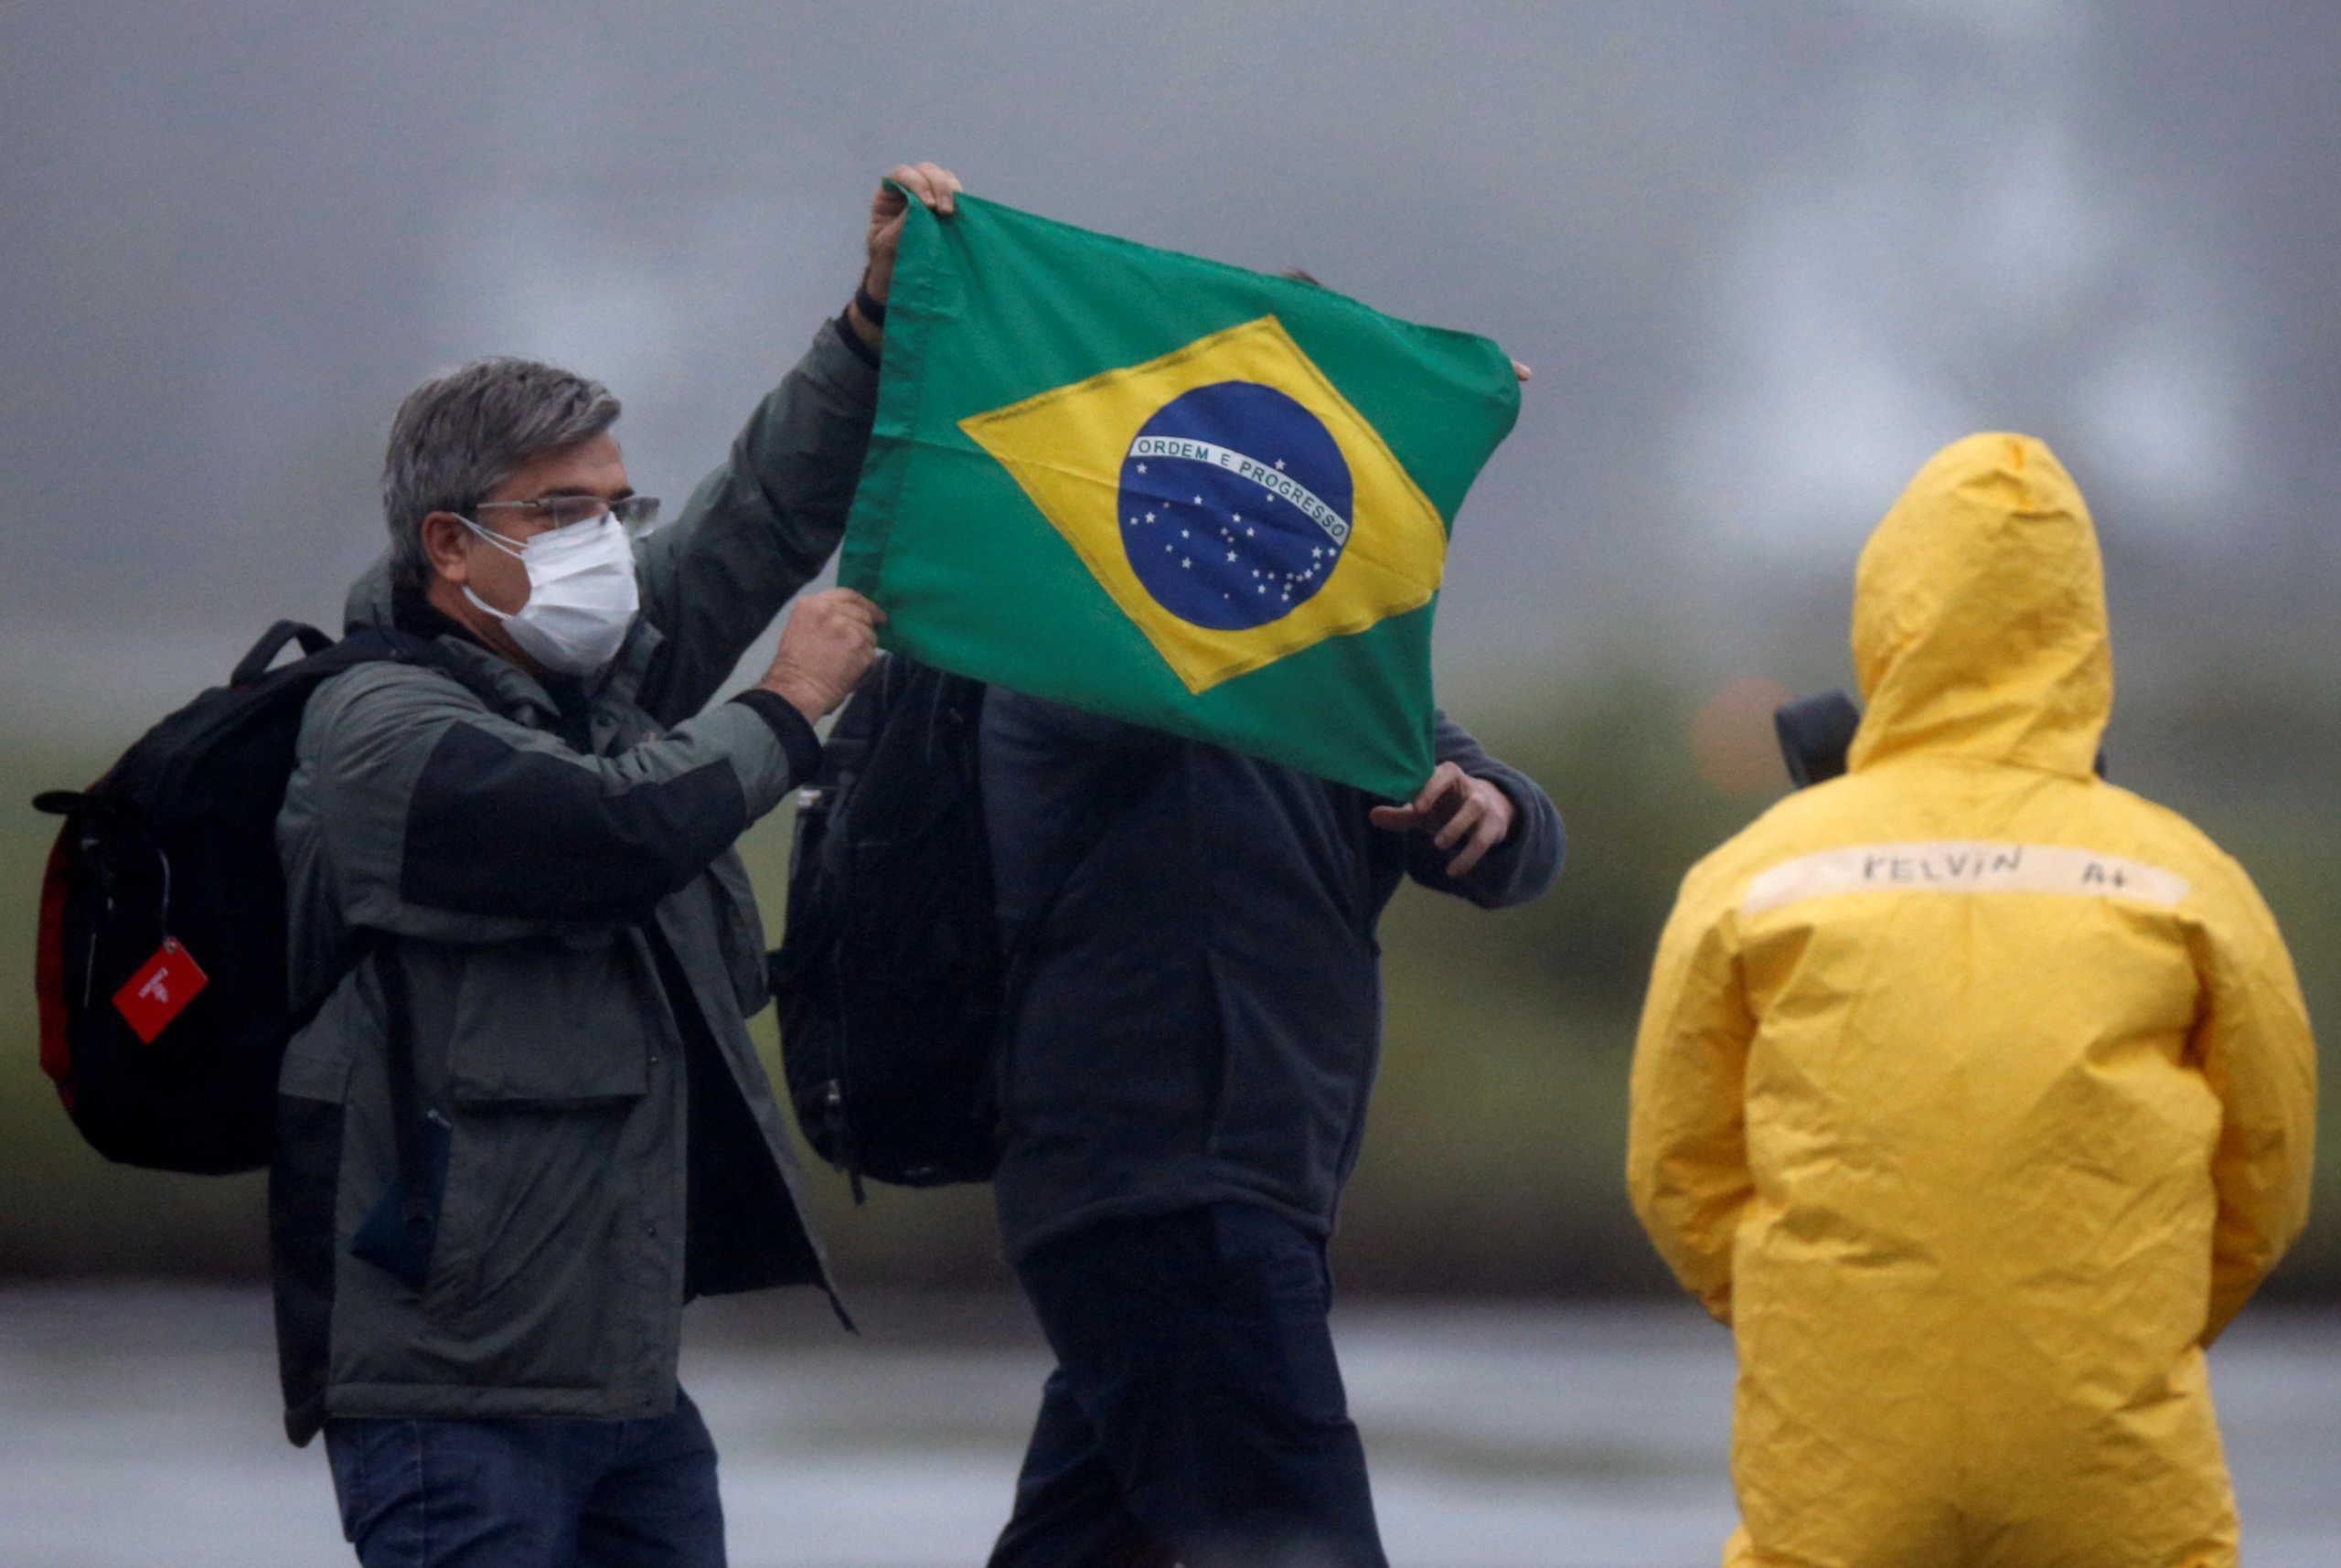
[4,0,2336,733]
[6,10,2339,1561]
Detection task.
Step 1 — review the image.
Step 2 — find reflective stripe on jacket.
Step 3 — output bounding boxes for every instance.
[1628,432,2315,1568]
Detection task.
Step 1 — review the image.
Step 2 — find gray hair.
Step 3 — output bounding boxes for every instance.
[380,357,621,595]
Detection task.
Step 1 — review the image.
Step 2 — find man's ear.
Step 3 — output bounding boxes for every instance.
[421,512,470,585]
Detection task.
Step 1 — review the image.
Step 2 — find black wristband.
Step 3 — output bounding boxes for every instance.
[852,283,889,327]
[833,314,881,370]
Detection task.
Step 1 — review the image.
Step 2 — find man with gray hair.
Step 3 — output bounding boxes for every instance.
[270,162,963,1567]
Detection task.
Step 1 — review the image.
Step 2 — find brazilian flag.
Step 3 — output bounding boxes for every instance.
[839,192,1520,800]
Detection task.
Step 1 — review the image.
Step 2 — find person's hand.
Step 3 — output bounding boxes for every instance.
[761,589,886,721]
[1512,358,1533,382]
[855,161,964,319]
[1369,762,1516,877]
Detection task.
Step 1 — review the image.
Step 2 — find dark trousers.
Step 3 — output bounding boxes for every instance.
[988,1203,1388,1568]
[323,1388,724,1568]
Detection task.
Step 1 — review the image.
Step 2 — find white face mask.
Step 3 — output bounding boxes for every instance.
[459,510,641,676]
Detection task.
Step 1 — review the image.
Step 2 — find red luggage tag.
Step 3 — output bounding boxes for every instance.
[112,938,209,1044]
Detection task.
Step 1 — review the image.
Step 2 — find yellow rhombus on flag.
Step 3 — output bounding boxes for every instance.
[838,190,1521,799]
[959,315,1449,693]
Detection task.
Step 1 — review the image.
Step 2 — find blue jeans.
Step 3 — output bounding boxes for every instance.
[988,1204,1388,1568]
[323,1388,724,1568]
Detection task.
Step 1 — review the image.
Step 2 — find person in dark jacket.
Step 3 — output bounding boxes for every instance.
[980,693,1564,1568]
[273,162,963,1568]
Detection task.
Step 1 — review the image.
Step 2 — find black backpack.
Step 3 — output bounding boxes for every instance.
[769,655,1005,1198]
[32,620,474,1175]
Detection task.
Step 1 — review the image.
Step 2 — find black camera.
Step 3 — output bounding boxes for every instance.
[1772,690,1863,788]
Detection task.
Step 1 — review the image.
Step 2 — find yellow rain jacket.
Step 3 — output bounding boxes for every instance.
[1628,433,2315,1568]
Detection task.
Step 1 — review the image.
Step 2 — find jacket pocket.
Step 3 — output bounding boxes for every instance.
[422,1097,638,1359]
[441,933,658,1104]
[1200,948,1369,1211]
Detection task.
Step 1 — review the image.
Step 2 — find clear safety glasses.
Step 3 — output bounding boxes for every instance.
[470,494,663,539]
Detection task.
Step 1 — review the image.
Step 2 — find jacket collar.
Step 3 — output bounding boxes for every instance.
[340,550,665,724]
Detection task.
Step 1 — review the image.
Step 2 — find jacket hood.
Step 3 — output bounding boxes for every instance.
[1847,432,2111,779]
[343,552,400,635]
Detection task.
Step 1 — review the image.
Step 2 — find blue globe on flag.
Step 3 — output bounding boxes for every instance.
[1117,381,1353,631]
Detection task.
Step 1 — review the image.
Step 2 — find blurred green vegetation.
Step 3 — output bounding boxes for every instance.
[3,663,2336,1301]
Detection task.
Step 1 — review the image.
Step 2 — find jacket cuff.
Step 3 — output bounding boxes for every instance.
[728,689,825,784]
[1426,768,1556,911]
[1472,769,1563,903]
[832,312,882,371]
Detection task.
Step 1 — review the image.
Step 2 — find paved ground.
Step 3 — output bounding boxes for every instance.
[4,1285,2336,1566]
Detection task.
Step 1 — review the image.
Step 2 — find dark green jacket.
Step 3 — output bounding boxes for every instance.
[270,321,876,1445]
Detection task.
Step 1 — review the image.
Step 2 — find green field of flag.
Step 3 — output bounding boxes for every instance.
[839,191,1520,800]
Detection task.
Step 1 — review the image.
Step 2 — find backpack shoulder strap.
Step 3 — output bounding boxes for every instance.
[330,627,509,708]
[231,621,336,687]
